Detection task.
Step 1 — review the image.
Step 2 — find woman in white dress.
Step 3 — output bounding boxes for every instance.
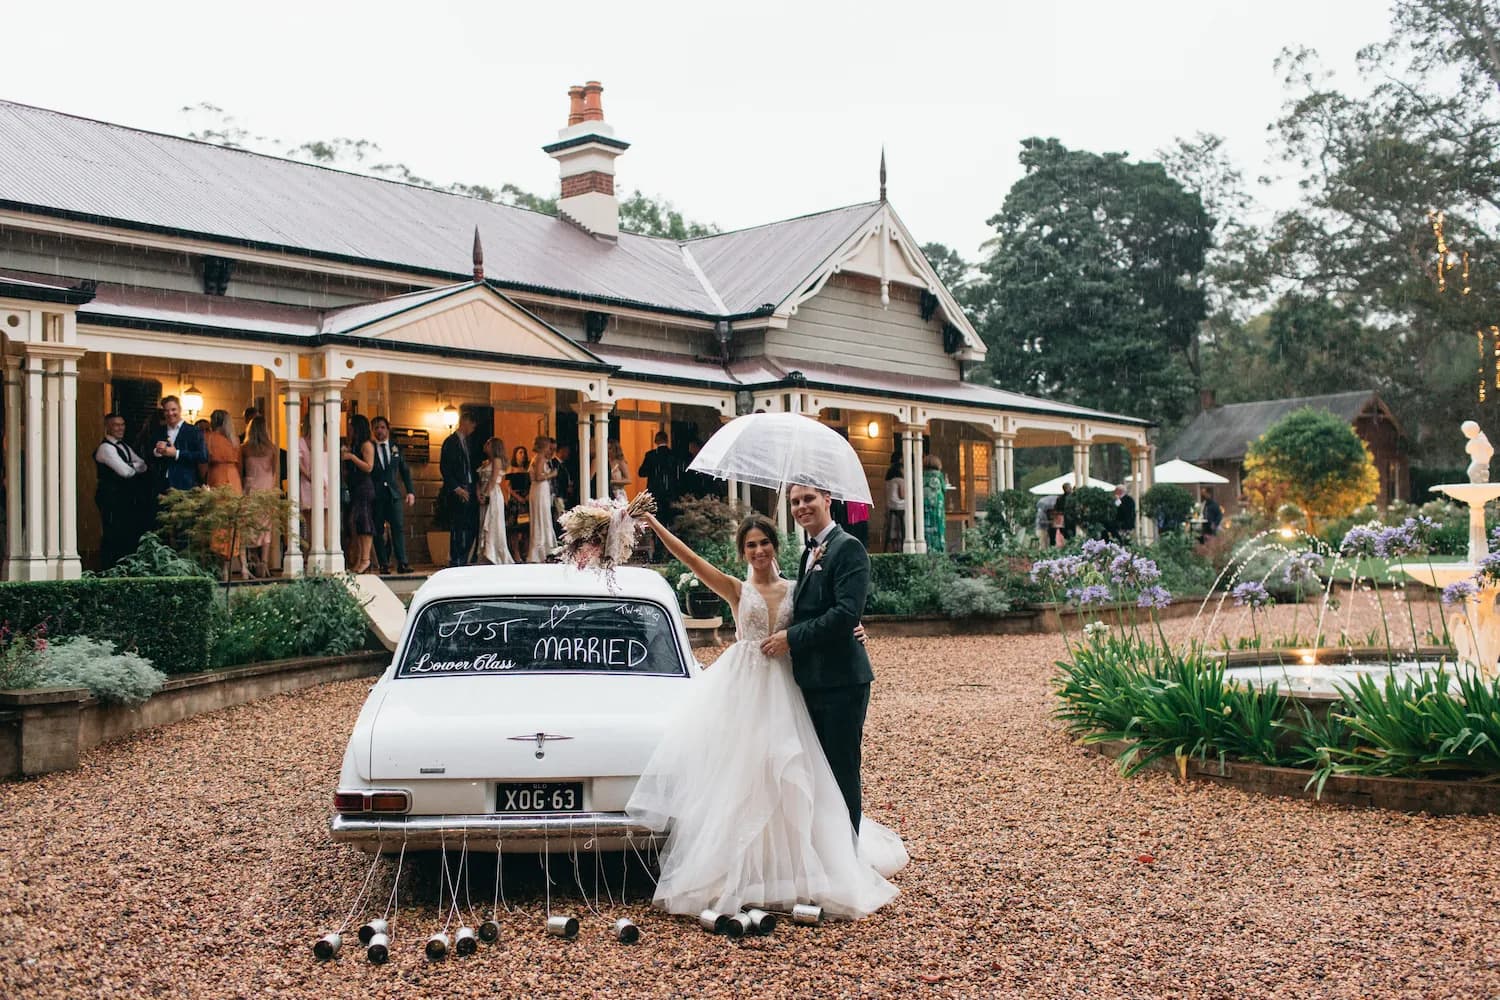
[627,512,907,920]
[527,435,558,563]
[476,437,514,565]
[608,440,632,501]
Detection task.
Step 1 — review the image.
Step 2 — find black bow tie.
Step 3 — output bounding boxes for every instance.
[805,534,816,549]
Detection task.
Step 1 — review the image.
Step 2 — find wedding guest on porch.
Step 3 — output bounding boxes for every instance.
[608,440,631,500]
[553,441,577,510]
[95,412,150,567]
[922,453,948,554]
[528,435,559,563]
[477,437,515,565]
[638,430,680,558]
[340,413,377,573]
[1200,489,1223,542]
[845,499,871,549]
[370,416,414,573]
[151,395,208,493]
[205,409,251,578]
[240,405,260,444]
[1110,484,1136,543]
[240,416,279,577]
[506,445,532,564]
[439,411,479,567]
[884,458,906,553]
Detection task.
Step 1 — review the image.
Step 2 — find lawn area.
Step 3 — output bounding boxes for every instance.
[1328,554,1466,584]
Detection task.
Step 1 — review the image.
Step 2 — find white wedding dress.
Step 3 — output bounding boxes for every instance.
[627,576,908,919]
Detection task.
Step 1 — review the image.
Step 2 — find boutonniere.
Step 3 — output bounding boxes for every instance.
[809,543,828,569]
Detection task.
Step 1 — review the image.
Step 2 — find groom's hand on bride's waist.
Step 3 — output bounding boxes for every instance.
[760,630,790,657]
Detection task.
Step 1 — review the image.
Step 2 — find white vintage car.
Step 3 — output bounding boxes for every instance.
[330,564,701,853]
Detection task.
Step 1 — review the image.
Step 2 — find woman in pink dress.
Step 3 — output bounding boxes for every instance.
[240,416,279,577]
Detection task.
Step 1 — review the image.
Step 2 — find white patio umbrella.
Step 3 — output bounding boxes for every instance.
[1152,457,1229,485]
[688,412,874,504]
[1027,473,1118,496]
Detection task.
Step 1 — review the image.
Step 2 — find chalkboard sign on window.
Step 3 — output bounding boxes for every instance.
[397,597,685,677]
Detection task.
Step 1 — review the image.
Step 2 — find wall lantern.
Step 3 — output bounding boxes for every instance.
[866,420,880,438]
[181,385,205,420]
[442,404,460,430]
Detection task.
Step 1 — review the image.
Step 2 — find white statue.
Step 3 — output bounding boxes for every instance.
[1464,420,1493,484]
[1451,591,1500,682]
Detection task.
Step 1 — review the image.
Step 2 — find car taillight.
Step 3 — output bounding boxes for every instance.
[333,790,410,814]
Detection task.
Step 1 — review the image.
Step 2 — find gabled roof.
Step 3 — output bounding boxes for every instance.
[684,203,883,315]
[1162,390,1395,462]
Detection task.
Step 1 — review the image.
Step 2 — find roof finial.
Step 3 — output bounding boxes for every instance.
[472,226,484,283]
[879,146,887,203]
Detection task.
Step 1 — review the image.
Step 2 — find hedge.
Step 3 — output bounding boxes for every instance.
[0,577,215,675]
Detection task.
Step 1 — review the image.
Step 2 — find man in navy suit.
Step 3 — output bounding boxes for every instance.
[150,395,208,493]
[371,416,415,573]
[439,412,479,567]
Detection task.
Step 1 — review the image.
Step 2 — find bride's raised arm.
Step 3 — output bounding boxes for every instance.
[639,512,740,608]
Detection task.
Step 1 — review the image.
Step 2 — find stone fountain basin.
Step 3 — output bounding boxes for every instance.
[1217,646,1460,701]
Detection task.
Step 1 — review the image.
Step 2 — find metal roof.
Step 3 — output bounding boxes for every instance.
[0,100,882,322]
[1162,390,1387,461]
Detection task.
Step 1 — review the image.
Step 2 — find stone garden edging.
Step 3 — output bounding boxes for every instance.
[1088,738,1500,816]
[0,651,390,779]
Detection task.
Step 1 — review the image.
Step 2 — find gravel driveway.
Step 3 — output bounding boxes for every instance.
[2,602,1496,998]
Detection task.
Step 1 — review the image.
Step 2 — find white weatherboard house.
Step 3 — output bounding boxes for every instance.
[0,83,1152,579]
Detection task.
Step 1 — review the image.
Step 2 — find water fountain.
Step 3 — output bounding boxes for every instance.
[1396,421,1500,680]
[1220,422,1498,695]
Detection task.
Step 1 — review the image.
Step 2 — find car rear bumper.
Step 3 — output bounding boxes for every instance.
[329,811,666,853]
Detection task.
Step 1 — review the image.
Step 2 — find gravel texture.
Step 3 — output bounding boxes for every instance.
[1,594,1497,998]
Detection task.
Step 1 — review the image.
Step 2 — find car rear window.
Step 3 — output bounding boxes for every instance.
[396,597,686,677]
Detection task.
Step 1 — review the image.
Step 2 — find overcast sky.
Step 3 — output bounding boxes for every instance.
[6,1,1394,259]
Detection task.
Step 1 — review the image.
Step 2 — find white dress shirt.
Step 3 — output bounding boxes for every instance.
[95,436,148,478]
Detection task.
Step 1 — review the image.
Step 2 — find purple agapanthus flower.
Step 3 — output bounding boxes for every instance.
[1339,524,1382,558]
[1136,585,1172,609]
[1375,518,1428,559]
[1231,580,1273,609]
[1282,550,1325,587]
[1030,555,1086,584]
[1479,552,1500,584]
[1442,579,1478,605]
[1066,583,1114,607]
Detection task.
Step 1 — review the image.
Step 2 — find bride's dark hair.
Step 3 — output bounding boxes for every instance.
[735,514,780,555]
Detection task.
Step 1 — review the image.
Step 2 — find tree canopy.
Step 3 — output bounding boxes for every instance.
[968,138,1211,426]
[1242,408,1380,531]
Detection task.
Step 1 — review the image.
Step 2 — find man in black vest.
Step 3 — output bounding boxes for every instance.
[761,481,875,834]
[440,412,479,567]
[370,416,415,573]
[94,412,151,567]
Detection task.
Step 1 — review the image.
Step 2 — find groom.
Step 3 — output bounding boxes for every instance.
[761,481,874,834]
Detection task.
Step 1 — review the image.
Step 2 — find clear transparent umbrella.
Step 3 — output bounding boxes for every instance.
[688,412,874,504]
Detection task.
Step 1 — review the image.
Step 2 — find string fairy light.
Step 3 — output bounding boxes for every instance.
[1429,210,1454,292]
[1479,328,1487,403]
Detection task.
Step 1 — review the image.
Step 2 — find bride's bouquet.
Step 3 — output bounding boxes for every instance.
[554,491,658,582]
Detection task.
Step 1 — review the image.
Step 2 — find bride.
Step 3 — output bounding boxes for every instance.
[627,511,908,920]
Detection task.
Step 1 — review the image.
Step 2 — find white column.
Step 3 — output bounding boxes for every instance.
[307,391,326,573]
[19,354,46,579]
[57,355,81,580]
[577,407,593,503]
[1141,444,1157,543]
[912,428,928,554]
[901,427,917,553]
[593,410,609,501]
[4,358,22,580]
[42,357,60,577]
[323,383,346,573]
[283,387,304,577]
[989,436,1003,500]
[1001,434,1016,491]
[1071,439,1087,487]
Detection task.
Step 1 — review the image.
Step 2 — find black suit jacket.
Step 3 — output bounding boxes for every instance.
[1116,494,1137,532]
[439,432,474,498]
[788,524,875,690]
[372,440,414,501]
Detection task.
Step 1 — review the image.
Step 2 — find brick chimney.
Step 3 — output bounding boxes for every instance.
[543,80,630,239]
[1199,388,1217,412]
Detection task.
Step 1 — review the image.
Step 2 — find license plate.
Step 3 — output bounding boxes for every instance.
[496,782,584,813]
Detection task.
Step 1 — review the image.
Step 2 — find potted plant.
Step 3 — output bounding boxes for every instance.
[676,571,722,620]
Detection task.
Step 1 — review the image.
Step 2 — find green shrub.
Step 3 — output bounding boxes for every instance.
[938,576,1011,618]
[38,637,166,705]
[0,622,49,689]
[1149,531,1217,595]
[969,489,1039,550]
[0,577,214,675]
[1321,667,1500,779]
[1141,483,1195,528]
[211,576,369,667]
[96,533,214,580]
[670,496,748,548]
[1065,486,1116,539]
[866,553,955,615]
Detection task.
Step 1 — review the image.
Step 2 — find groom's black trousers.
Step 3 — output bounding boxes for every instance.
[802,683,870,834]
